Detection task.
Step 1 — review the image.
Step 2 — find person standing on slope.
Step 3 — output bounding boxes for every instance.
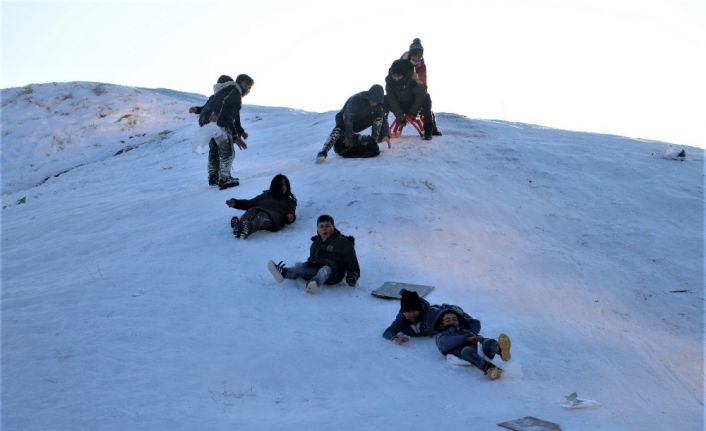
[189,74,254,189]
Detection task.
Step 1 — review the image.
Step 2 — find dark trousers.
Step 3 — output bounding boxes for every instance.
[447,338,499,372]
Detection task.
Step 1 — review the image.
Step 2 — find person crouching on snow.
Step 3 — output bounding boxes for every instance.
[267,214,360,294]
[435,309,511,380]
[315,84,390,163]
[225,173,297,239]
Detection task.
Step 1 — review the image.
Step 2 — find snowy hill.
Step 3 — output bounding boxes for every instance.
[1,82,703,431]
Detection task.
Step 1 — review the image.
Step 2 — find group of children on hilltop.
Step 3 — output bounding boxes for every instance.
[316,38,442,163]
[188,39,512,381]
[189,39,443,188]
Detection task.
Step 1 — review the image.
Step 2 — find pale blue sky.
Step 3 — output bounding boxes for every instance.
[2,0,705,147]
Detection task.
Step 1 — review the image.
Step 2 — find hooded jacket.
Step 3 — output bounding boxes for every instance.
[307,229,360,284]
[196,81,245,138]
[230,175,297,231]
[385,60,426,121]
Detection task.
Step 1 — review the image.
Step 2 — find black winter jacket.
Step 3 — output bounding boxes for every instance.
[335,92,386,140]
[196,81,245,138]
[231,191,297,231]
[385,74,426,121]
[382,301,481,340]
[307,229,360,284]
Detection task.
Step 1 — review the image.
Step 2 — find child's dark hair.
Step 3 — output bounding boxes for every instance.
[437,310,460,329]
[317,214,334,225]
[236,74,254,86]
[269,173,294,198]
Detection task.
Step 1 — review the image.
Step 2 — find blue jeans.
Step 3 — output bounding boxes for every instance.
[448,338,499,372]
[285,262,332,286]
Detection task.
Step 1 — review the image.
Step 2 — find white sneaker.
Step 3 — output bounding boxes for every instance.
[305,280,319,293]
[266,260,285,283]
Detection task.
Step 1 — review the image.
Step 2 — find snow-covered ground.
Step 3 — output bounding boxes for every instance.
[1,82,703,430]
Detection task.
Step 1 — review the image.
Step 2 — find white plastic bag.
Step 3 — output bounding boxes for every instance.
[561,392,601,409]
[192,123,226,154]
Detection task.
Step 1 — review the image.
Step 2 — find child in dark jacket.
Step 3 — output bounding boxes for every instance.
[267,215,360,294]
[383,290,481,345]
[189,74,254,189]
[225,174,297,239]
[385,59,432,140]
[316,84,389,163]
[435,309,511,380]
[400,38,441,137]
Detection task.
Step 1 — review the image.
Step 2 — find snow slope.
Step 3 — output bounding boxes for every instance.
[2,82,704,431]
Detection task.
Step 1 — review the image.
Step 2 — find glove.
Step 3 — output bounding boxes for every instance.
[241,131,248,140]
[345,274,358,287]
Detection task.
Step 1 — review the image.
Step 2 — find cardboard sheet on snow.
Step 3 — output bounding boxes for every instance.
[371,281,434,299]
[498,416,562,431]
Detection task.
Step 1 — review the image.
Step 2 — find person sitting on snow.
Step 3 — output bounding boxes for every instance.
[400,38,441,136]
[435,309,511,380]
[385,59,433,140]
[382,289,480,344]
[225,173,297,239]
[188,74,254,190]
[267,214,360,294]
[316,84,390,163]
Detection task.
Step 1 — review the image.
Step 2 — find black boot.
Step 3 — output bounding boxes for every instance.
[219,177,240,190]
[230,216,241,238]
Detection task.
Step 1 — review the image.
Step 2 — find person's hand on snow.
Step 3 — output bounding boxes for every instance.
[226,199,239,208]
[345,274,358,287]
[286,213,295,223]
[241,131,248,140]
[392,335,410,345]
[188,107,197,114]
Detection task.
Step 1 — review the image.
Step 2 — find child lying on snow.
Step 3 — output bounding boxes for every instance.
[435,309,511,380]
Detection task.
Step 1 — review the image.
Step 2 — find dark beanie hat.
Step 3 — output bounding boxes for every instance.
[390,59,412,76]
[366,84,384,104]
[217,75,234,84]
[400,289,423,312]
[409,38,424,56]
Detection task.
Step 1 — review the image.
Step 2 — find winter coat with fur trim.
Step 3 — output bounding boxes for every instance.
[196,81,245,138]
